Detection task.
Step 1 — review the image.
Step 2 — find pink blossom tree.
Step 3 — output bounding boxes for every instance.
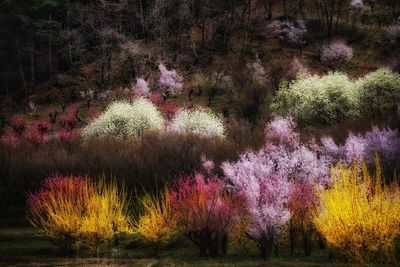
[158,64,183,99]
[388,17,400,48]
[350,0,364,28]
[222,152,292,261]
[247,56,267,84]
[320,126,400,175]
[133,78,150,96]
[270,20,307,54]
[288,58,310,81]
[223,117,331,260]
[321,41,353,70]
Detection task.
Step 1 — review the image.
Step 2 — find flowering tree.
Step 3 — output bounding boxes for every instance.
[350,0,364,28]
[223,117,331,259]
[133,78,151,96]
[287,57,310,81]
[320,126,400,175]
[25,120,51,144]
[201,155,215,175]
[320,41,353,70]
[222,152,292,261]
[169,174,243,257]
[10,116,27,136]
[388,17,400,48]
[270,20,307,53]
[159,101,179,120]
[159,64,183,98]
[1,116,27,145]
[247,56,267,84]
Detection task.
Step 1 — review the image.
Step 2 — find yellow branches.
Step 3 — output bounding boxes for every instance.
[313,159,400,263]
[132,189,177,254]
[27,175,132,254]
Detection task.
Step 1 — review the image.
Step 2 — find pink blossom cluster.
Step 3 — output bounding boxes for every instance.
[264,116,300,147]
[388,17,400,47]
[2,116,52,145]
[270,20,307,47]
[320,126,400,172]
[159,101,179,120]
[351,0,364,9]
[201,155,215,175]
[288,58,310,80]
[222,117,331,259]
[158,64,183,97]
[169,174,243,256]
[321,41,353,69]
[133,78,150,96]
[247,56,267,83]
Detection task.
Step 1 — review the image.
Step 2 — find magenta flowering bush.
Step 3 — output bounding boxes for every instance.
[169,174,243,257]
[11,116,28,136]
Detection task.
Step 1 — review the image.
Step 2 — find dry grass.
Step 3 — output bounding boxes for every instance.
[0,131,264,208]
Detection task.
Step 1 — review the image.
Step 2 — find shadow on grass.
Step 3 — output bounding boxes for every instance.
[0,227,393,267]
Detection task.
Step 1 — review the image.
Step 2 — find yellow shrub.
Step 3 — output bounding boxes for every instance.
[133,189,177,253]
[79,179,133,254]
[27,176,132,254]
[229,216,254,253]
[313,159,400,263]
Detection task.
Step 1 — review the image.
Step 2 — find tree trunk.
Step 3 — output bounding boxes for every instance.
[258,234,274,261]
[289,219,297,257]
[15,38,26,97]
[0,48,8,96]
[30,39,35,93]
[48,14,53,78]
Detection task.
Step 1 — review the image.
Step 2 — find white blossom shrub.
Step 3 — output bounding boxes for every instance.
[357,68,400,117]
[169,108,225,138]
[272,72,359,126]
[83,98,164,139]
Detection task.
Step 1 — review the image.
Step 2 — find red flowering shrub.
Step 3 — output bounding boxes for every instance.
[159,102,179,120]
[149,92,163,106]
[169,174,243,257]
[35,119,51,135]
[11,116,27,136]
[56,128,80,142]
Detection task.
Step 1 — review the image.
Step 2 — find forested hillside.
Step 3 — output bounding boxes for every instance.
[1,1,400,266]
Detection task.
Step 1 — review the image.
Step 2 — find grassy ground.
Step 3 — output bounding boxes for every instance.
[0,226,392,267]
